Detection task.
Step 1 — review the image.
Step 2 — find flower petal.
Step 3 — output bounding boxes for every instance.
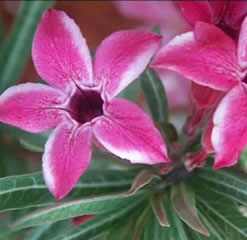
[93,30,162,100]
[238,16,247,69]
[32,9,93,93]
[0,83,66,133]
[191,82,223,109]
[152,22,241,91]
[212,84,247,168]
[93,98,169,164]
[43,122,92,199]
[176,1,212,26]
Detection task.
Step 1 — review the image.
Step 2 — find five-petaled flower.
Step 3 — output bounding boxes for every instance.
[0,9,169,199]
[151,17,247,169]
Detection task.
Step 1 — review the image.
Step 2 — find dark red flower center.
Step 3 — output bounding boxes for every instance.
[69,90,104,124]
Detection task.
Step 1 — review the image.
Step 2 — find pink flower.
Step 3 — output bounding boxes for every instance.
[177,0,247,39]
[152,18,247,168]
[0,9,169,199]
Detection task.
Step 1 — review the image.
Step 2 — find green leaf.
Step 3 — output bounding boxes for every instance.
[132,204,152,240]
[25,221,70,240]
[118,77,140,101]
[191,182,247,239]
[0,169,137,212]
[194,167,247,206]
[33,197,144,240]
[19,138,44,153]
[171,183,209,236]
[0,1,53,92]
[142,194,189,240]
[141,214,167,240]
[141,68,169,123]
[13,191,147,230]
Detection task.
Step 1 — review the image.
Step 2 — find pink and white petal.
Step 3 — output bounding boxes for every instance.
[93,30,162,100]
[0,83,66,133]
[212,84,247,168]
[93,98,169,165]
[152,22,241,91]
[238,16,247,69]
[32,9,93,93]
[176,1,213,26]
[43,122,92,199]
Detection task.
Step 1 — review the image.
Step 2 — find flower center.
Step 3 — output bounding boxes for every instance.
[69,90,104,124]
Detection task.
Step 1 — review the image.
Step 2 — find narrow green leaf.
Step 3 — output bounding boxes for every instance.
[141,68,169,122]
[151,195,169,227]
[13,191,147,230]
[164,194,189,240]
[194,167,247,206]
[192,182,247,239]
[132,204,152,240]
[142,214,167,240]
[171,183,209,236]
[0,169,136,212]
[143,195,189,240]
[19,138,44,153]
[124,169,154,196]
[118,77,140,101]
[25,221,69,240]
[0,1,53,92]
[39,198,144,240]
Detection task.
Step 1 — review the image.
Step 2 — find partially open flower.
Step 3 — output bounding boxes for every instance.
[0,9,169,199]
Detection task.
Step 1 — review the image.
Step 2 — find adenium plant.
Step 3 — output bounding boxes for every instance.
[0,2,247,240]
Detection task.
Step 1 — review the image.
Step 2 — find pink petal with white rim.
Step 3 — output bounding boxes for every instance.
[0,83,66,133]
[152,22,241,91]
[93,30,162,100]
[32,9,93,93]
[93,98,169,165]
[176,1,212,26]
[212,84,247,168]
[237,16,247,69]
[43,122,92,199]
